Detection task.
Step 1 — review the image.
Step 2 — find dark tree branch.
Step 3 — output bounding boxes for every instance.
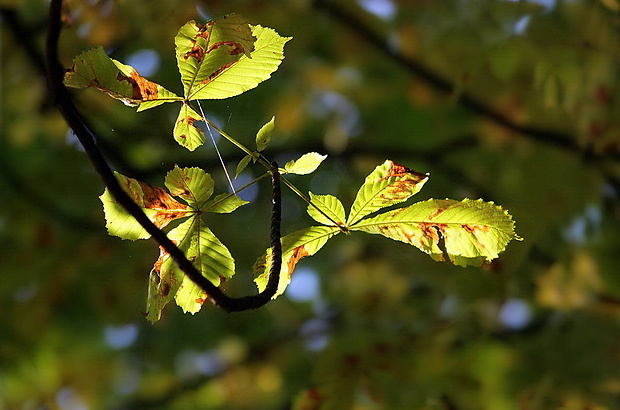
[45,0,281,313]
[312,0,620,163]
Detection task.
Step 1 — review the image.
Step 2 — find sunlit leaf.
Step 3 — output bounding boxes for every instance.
[146,216,236,321]
[100,172,190,240]
[283,152,327,175]
[352,198,522,267]
[175,14,255,99]
[256,116,275,152]
[174,218,236,314]
[64,46,181,109]
[173,102,206,151]
[165,166,214,210]
[183,24,291,100]
[203,193,249,213]
[146,222,191,322]
[307,193,346,227]
[347,160,429,226]
[253,226,340,298]
[236,154,253,178]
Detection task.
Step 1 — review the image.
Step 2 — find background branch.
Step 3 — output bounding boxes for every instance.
[312,0,620,163]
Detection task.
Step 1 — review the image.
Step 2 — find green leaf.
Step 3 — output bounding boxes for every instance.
[173,103,206,151]
[347,160,429,226]
[307,193,346,227]
[99,172,190,240]
[182,24,291,100]
[175,14,256,100]
[235,154,253,178]
[203,193,249,213]
[283,152,328,175]
[146,217,236,321]
[165,166,214,210]
[253,226,340,298]
[146,220,192,322]
[256,116,275,152]
[174,219,236,314]
[64,46,181,109]
[352,198,522,267]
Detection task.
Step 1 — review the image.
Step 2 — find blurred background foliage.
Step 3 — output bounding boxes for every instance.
[2,0,620,408]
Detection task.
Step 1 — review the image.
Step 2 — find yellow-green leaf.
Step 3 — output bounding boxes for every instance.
[256,116,275,152]
[235,154,253,178]
[203,193,249,213]
[173,103,206,151]
[353,198,522,267]
[146,217,236,321]
[283,152,327,175]
[185,24,291,100]
[253,226,340,298]
[99,172,190,240]
[175,14,256,99]
[307,193,346,227]
[347,160,429,226]
[165,166,214,210]
[64,46,180,109]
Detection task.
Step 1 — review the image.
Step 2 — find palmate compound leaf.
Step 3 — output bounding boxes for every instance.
[251,160,521,300]
[63,46,181,110]
[347,160,429,226]
[147,217,236,322]
[253,226,340,298]
[351,198,522,267]
[176,17,291,101]
[99,167,245,321]
[100,172,191,240]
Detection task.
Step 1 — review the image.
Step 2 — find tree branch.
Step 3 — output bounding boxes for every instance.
[312,0,620,163]
[45,0,281,313]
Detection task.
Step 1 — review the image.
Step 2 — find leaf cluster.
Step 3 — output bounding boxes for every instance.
[63,13,521,321]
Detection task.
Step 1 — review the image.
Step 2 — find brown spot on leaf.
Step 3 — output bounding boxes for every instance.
[461,224,490,234]
[418,222,441,242]
[377,160,429,198]
[117,69,161,101]
[287,245,310,278]
[386,161,427,181]
[200,62,237,85]
[185,44,206,62]
[195,298,205,305]
[427,207,447,221]
[119,177,188,229]
[207,41,246,55]
[161,282,172,298]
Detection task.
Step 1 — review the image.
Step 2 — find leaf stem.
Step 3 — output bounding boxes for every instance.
[203,115,342,229]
